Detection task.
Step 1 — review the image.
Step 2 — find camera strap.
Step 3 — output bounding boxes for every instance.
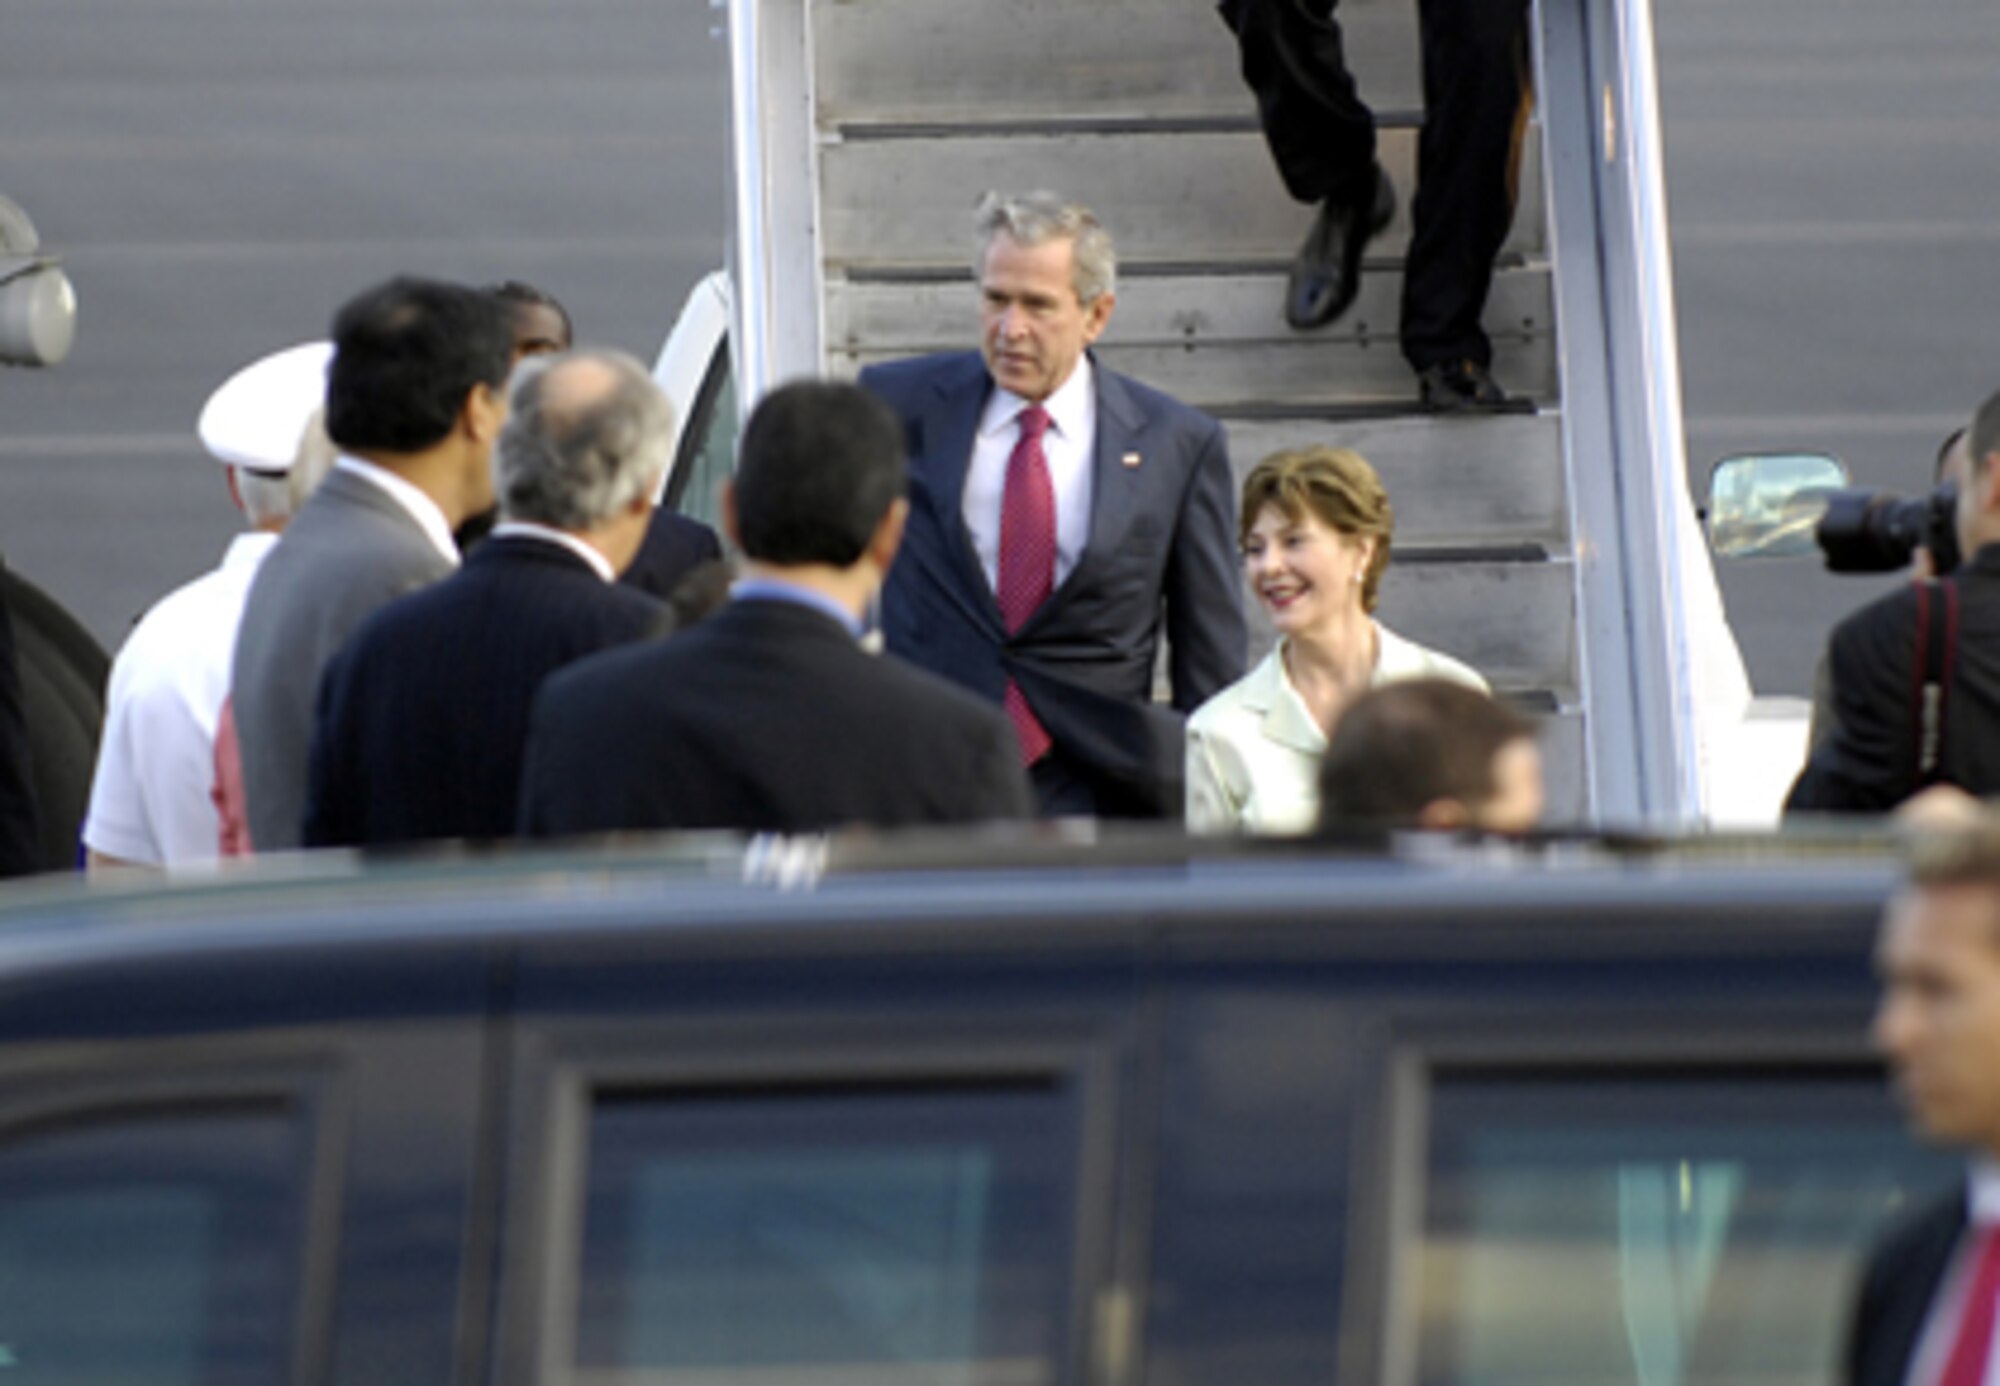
[1911,577,1960,786]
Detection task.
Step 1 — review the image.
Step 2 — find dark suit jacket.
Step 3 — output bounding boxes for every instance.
[1846,1184,1965,1386]
[619,508,725,601]
[517,595,1032,836]
[1787,546,2000,815]
[859,351,1246,819]
[303,536,668,848]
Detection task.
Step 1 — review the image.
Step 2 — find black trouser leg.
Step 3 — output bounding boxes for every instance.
[1399,0,1532,370]
[1217,0,1377,207]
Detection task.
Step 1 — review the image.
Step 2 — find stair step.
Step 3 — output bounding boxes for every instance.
[1218,414,1567,550]
[818,126,1546,271]
[814,0,1422,124]
[828,267,1556,411]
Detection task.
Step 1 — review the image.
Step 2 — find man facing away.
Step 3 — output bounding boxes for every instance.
[1852,824,2000,1386]
[84,341,335,871]
[1315,677,1543,834]
[859,191,1246,820]
[482,278,724,600]
[231,276,514,852]
[303,349,674,849]
[516,380,1032,838]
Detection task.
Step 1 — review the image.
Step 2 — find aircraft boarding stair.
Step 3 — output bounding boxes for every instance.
[727,0,1709,823]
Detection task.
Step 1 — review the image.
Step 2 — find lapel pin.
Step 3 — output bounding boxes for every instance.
[1121,451,1142,469]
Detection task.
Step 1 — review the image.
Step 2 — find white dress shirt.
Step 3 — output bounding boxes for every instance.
[83,532,279,868]
[963,357,1097,593]
[334,455,461,567]
[1184,624,1490,835]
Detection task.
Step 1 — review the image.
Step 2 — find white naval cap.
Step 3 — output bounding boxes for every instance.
[196,339,333,472]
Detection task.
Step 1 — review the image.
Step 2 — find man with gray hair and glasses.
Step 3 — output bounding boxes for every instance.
[860,191,1245,819]
[302,348,673,849]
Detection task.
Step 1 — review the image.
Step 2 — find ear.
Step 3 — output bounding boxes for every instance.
[462,380,506,445]
[1080,290,1116,346]
[1415,798,1470,831]
[868,497,910,573]
[720,481,742,550]
[1979,451,2000,510]
[224,467,245,515]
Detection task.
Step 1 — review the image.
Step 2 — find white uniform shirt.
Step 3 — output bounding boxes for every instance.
[963,357,1096,593]
[1184,623,1490,835]
[83,532,279,868]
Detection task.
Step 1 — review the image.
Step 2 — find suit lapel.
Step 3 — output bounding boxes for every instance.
[1033,357,1145,623]
[912,358,1004,627]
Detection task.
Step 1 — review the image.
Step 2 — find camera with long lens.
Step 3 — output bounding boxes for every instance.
[1815,482,1960,575]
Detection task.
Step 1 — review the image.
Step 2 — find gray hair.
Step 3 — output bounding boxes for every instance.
[973,191,1117,304]
[235,405,336,528]
[495,348,674,532]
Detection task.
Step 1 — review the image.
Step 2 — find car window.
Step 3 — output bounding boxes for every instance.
[571,1078,1083,1385]
[665,347,736,531]
[0,1103,308,1386]
[1408,1068,1954,1386]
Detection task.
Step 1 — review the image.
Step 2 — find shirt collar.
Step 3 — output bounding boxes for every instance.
[489,521,616,582]
[730,577,865,638]
[334,455,460,566]
[1970,1159,2000,1225]
[1263,640,1331,755]
[978,353,1095,443]
[220,531,279,570]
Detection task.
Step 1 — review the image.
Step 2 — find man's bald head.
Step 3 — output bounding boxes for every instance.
[494,348,675,533]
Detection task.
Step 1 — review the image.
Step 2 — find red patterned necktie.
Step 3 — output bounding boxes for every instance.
[1943,1225,2000,1386]
[996,404,1055,764]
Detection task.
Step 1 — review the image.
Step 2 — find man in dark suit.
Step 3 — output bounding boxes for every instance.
[231,277,515,852]
[303,348,675,849]
[859,192,1245,820]
[472,279,724,594]
[517,380,1032,838]
[1789,390,2000,816]
[1851,825,2000,1386]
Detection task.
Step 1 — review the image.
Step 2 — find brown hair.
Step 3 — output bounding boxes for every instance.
[1239,446,1393,613]
[1316,680,1535,830]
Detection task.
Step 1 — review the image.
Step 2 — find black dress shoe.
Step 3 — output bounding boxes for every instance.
[1285,166,1395,331]
[1417,358,1510,413]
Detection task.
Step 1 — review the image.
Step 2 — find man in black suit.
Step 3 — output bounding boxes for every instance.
[479,279,724,595]
[1789,390,2000,816]
[517,380,1032,838]
[860,192,1245,821]
[303,348,674,848]
[1852,825,2000,1386]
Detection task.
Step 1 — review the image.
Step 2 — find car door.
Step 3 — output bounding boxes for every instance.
[487,883,1149,1386]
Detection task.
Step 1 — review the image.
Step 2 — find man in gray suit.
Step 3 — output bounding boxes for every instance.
[231,276,515,851]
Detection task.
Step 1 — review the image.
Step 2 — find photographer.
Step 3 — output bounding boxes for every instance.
[1787,392,2000,814]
